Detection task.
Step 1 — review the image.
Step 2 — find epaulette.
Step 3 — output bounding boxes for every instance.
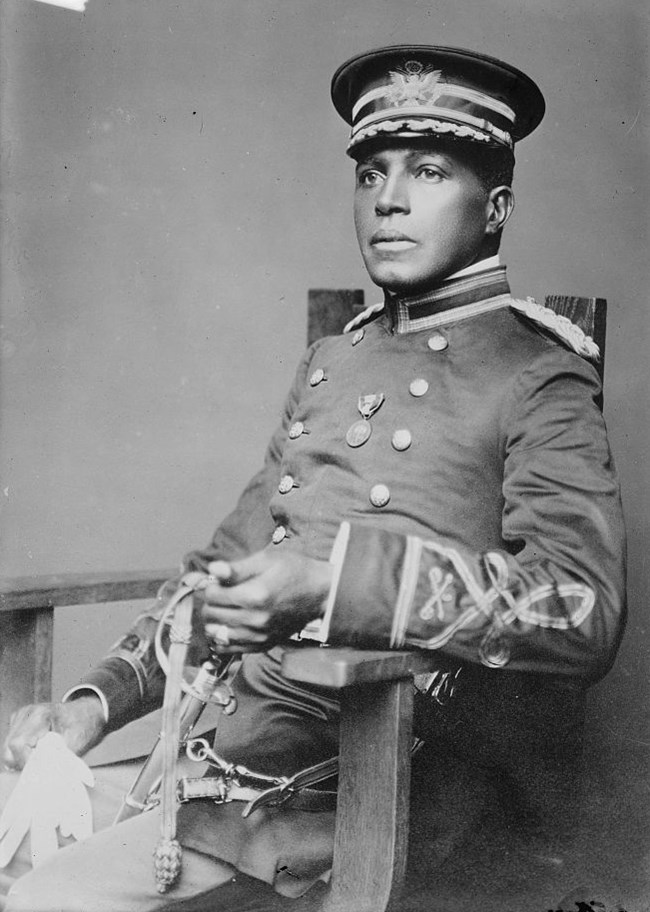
[343,301,385,334]
[510,297,600,361]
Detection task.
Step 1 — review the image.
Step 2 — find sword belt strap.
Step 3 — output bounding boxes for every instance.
[177,776,336,815]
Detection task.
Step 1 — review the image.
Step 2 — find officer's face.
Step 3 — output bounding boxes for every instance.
[353,141,496,294]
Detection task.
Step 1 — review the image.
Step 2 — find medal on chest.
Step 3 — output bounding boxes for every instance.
[345,393,385,448]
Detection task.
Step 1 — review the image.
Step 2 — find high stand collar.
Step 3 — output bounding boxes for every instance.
[384,263,511,333]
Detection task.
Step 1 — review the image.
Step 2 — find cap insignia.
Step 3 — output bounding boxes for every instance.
[510,297,600,361]
[386,62,443,108]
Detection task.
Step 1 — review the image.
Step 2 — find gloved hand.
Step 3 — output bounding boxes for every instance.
[0,731,94,868]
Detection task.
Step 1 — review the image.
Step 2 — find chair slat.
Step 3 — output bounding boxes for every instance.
[307,289,365,346]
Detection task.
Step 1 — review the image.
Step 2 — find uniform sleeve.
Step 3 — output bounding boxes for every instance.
[65,341,325,730]
[326,352,626,682]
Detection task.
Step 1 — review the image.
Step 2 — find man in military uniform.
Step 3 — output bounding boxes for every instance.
[1,45,625,911]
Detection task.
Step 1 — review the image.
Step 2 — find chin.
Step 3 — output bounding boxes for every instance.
[367,267,420,294]
[365,261,449,296]
[375,273,445,296]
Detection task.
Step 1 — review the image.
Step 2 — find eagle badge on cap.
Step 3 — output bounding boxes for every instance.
[387,61,443,108]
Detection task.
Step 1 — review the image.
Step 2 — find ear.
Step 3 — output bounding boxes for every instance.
[485,186,514,236]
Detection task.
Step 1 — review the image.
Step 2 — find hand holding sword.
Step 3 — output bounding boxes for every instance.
[148,550,332,891]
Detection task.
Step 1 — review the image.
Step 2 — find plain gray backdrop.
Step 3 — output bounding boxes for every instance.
[1,0,648,752]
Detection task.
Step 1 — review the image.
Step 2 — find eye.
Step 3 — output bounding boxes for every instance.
[356,168,385,188]
[416,165,444,182]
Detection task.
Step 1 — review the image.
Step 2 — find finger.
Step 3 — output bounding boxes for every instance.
[3,706,53,769]
[205,560,233,583]
[8,704,50,733]
[1,745,19,771]
[202,576,270,612]
[209,641,266,655]
[208,551,269,587]
[2,708,28,766]
[201,604,269,627]
[3,737,35,772]
[204,623,267,648]
[208,644,242,655]
[201,582,242,609]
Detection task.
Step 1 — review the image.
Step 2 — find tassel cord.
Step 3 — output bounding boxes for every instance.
[155,588,194,891]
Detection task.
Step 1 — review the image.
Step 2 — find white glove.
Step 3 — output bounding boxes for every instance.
[0,731,94,868]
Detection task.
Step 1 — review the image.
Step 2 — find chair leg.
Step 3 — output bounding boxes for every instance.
[0,607,53,741]
[321,678,413,912]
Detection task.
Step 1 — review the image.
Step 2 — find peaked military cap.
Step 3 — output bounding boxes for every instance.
[331,45,545,153]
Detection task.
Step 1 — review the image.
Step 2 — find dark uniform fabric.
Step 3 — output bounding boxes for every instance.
[63,265,625,894]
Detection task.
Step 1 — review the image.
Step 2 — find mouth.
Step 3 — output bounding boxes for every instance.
[370,231,417,252]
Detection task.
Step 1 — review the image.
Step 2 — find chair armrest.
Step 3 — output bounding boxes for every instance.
[0,569,177,611]
[282,647,440,689]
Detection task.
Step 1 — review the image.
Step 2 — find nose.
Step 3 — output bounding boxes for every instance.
[375,172,410,216]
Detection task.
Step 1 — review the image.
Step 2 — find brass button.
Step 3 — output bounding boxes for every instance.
[352,328,365,346]
[289,421,305,439]
[392,429,412,451]
[369,484,391,508]
[272,526,287,544]
[309,368,325,387]
[409,378,429,397]
[278,475,295,494]
[427,332,449,352]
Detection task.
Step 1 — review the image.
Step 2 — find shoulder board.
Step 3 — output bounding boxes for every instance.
[343,301,385,334]
[509,297,600,361]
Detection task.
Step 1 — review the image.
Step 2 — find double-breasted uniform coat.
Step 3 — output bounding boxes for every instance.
[63,263,626,895]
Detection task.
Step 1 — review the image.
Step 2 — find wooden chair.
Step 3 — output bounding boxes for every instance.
[0,290,607,912]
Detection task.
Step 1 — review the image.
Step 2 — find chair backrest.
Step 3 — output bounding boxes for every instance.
[307,289,365,346]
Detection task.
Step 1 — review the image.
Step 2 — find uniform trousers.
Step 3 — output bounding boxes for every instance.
[2,647,586,912]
